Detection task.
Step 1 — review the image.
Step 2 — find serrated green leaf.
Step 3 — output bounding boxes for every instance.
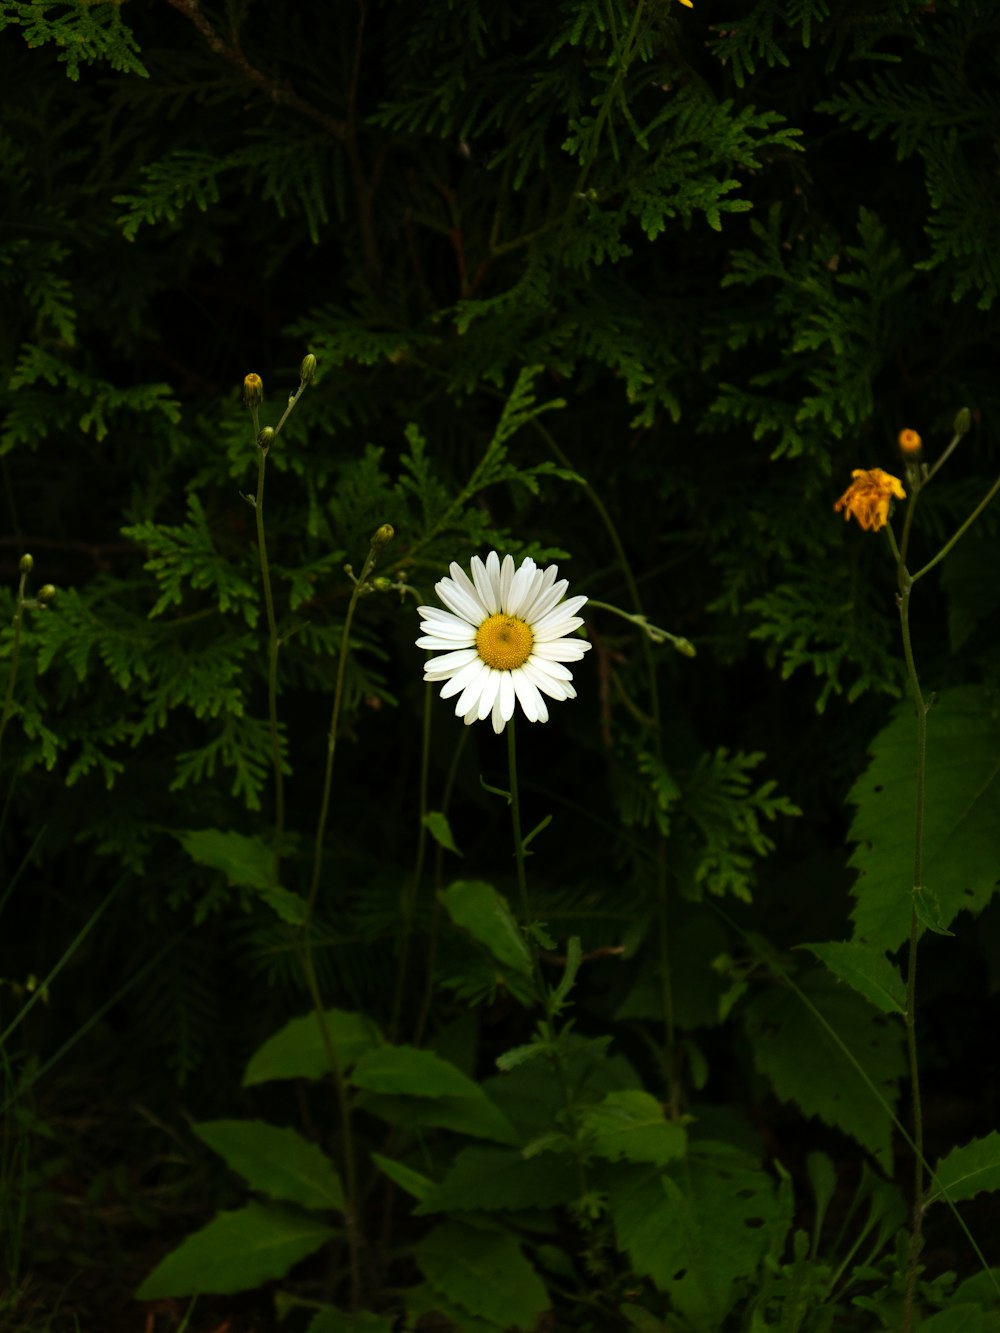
[136,1203,334,1298]
[243,1010,381,1086]
[580,1091,687,1166]
[193,1120,344,1211]
[370,1152,435,1202]
[414,1146,578,1214]
[176,828,276,890]
[927,1132,1000,1206]
[801,940,906,1015]
[439,880,532,977]
[423,810,461,856]
[355,1090,520,1147]
[848,687,1000,949]
[414,1221,550,1330]
[350,1045,485,1099]
[609,1143,780,1328]
[744,971,905,1169]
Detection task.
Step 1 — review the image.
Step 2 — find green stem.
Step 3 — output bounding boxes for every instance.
[0,567,29,769]
[507,719,587,1193]
[253,429,285,875]
[306,545,377,920]
[896,527,927,1333]
[911,472,1000,584]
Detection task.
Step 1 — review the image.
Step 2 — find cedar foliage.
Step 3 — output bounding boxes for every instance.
[2,1,1000,1329]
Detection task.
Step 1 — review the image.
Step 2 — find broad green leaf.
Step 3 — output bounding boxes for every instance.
[349,1045,485,1100]
[414,1146,578,1214]
[439,880,532,977]
[414,1221,550,1330]
[135,1202,333,1298]
[403,1281,499,1333]
[620,1306,668,1332]
[255,885,307,925]
[422,810,461,856]
[580,1091,687,1166]
[919,1307,994,1333]
[194,1120,344,1211]
[355,1090,519,1146]
[176,828,276,889]
[744,970,905,1169]
[370,1152,435,1202]
[308,1312,396,1333]
[801,941,906,1015]
[243,1010,381,1086]
[927,1132,1000,1206]
[847,686,1000,949]
[610,1142,780,1329]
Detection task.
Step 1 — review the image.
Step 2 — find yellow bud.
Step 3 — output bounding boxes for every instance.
[257,426,275,453]
[370,523,395,554]
[897,428,922,458]
[242,372,264,408]
[36,584,56,605]
[370,576,395,592]
[19,553,33,574]
[953,406,972,436]
[299,353,317,385]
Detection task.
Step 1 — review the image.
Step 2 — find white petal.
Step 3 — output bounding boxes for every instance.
[526,656,573,681]
[532,599,587,637]
[422,647,479,676]
[530,639,590,662]
[521,573,565,623]
[476,668,501,721]
[456,663,491,716]
[435,577,483,626]
[499,671,516,722]
[450,561,489,614]
[499,554,515,607]
[505,559,537,617]
[470,555,500,614]
[533,615,584,642]
[491,696,505,733]
[485,551,501,588]
[418,608,476,635]
[439,658,487,699]
[521,659,571,700]
[512,669,541,722]
[417,633,477,651]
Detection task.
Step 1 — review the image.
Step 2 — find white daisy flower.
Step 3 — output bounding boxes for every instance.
[417,551,592,734]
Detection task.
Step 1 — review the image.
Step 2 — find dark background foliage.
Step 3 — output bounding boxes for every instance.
[2,0,1000,1328]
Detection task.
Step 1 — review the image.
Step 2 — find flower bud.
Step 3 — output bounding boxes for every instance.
[19,553,33,574]
[36,584,56,606]
[299,353,317,385]
[897,428,922,458]
[370,576,395,592]
[370,523,395,554]
[243,373,263,408]
[257,426,275,453]
[673,637,697,658]
[953,406,972,436]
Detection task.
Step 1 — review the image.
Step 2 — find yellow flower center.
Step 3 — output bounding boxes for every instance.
[475,614,533,671]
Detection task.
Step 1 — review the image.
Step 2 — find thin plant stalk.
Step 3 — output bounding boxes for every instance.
[506,718,587,1195]
[250,407,286,875]
[0,562,31,769]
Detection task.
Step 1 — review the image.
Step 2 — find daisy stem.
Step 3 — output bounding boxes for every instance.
[507,719,588,1193]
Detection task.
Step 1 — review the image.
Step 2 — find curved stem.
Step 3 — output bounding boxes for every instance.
[911,472,1000,584]
[253,433,285,875]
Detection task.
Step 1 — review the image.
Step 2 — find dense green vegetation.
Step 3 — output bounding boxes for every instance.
[2,1,1000,1329]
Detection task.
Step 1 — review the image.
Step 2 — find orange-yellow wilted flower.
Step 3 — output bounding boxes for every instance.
[677,0,693,6]
[898,428,922,457]
[834,468,906,533]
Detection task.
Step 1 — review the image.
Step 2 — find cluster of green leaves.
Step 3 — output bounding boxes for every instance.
[3,0,1000,1329]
